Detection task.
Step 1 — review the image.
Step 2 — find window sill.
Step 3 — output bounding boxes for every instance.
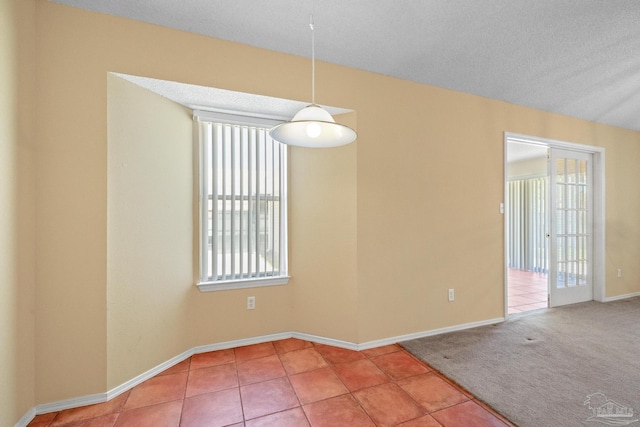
[197,276,290,292]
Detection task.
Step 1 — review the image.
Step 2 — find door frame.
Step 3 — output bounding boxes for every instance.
[503,132,606,317]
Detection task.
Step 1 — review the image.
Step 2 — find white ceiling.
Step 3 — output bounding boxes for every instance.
[113,73,351,119]
[507,142,548,164]
[53,0,640,132]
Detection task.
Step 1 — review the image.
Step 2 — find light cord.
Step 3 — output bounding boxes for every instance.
[310,14,315,104]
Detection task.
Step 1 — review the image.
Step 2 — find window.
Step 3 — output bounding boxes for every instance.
[196,111,289,291]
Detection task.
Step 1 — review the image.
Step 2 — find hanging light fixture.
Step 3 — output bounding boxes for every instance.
[269,16,357,148]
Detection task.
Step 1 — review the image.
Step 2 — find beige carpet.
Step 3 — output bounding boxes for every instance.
[402,298,640,427]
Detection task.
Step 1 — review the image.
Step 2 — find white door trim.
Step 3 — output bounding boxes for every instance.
[503,132,606,316]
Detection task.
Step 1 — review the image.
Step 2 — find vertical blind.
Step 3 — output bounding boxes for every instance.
[508,177,548,273]
[199,119,288,283]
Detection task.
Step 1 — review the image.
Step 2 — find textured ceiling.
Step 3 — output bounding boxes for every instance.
[54,0,640,131]
[113,73,351,119]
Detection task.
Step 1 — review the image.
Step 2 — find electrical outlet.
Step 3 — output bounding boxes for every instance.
[448,289,455,302]
[617,268,622,278]
[247,296,255,310]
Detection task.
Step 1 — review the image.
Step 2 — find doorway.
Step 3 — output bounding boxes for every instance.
[504,133,605,316]
[506,142,549,313]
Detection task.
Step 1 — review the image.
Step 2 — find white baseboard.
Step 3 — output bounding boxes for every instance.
[603,292,640,302]
[108,332,294,402]
[106,349,194,402]
[20,319,503,424]
[191,332,293,355]
[27,333,293,421]
[14,407,35,427]
[292,332,359,351]
[357,317,506,350]
[35,392,108,416]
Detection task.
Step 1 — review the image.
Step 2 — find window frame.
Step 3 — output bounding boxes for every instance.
[195,110,289,292]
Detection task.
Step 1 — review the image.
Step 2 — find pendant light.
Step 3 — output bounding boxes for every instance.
[269,16,357,148]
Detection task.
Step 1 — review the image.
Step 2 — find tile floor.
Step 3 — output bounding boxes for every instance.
[28,339,515,427]
[507,268,548,314]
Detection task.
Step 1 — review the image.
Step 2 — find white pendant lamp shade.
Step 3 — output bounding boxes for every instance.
[269,15,357,148]
[269,104,357,148]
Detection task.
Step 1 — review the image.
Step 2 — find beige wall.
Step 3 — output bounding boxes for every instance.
[356,81,508,341]
[2,0,637,419]
[107,76,194,388]
[289,121,358,342]
[0,0,36,425]
[106,76,293,388]
[34,1,108,403]
[601,127,640,296]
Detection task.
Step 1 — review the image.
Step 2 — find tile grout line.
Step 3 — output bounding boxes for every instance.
[275,350,314,427]
[325,346,384,426]
[176,355,191,427]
